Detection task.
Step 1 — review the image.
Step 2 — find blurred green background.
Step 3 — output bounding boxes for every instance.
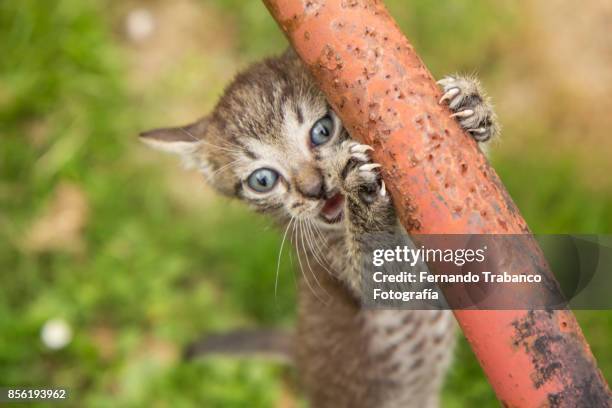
[1,0,611,406]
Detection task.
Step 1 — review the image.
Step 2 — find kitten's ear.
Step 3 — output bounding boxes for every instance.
[139,120,205,157]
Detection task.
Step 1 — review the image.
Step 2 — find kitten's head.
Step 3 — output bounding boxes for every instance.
[140,51,348,229]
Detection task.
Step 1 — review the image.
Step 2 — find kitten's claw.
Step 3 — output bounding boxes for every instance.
[350,144,374,154]
[341,141,372,162]
[350,143,373,162]
[359,163,382,172]
[439,88,460,104]
[351,152,369,162]
[450,109,474,119]
[468,127,487,134]
[468,127,491,142]
[358,163,382,185]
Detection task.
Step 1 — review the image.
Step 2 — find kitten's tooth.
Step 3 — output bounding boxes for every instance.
[450,109,474,118]
[439,88,460,104]
[359,163,382,171]
[380,180,386,197]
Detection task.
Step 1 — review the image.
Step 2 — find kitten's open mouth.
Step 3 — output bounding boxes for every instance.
[320,192,344,224]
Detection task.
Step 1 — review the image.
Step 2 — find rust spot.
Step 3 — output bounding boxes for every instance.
[333,20,346,29]
[341,0,360,8]
[512,311,611,406]
[364,26,377,38]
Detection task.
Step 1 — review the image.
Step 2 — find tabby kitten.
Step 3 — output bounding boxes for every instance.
[140,49,498,408]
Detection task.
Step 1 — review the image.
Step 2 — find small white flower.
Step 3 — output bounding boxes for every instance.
[126,8,156,43]
[41,318,73,350]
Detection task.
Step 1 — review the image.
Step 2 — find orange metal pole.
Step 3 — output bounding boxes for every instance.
[262,1,611,406]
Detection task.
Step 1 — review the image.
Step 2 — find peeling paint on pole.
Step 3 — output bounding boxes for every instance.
[263,0,612,406]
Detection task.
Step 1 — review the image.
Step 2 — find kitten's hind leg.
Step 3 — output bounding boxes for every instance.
[438,75,500,143]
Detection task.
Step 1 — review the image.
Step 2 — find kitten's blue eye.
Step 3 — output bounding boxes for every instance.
[310,115,334,146]
[247,168,279,193]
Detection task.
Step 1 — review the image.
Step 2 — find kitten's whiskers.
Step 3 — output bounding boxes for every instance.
[179,127,244,155]
[304,220,334,276]
[275,216,295,298]
[291,219,327,304]
[298,219,331,299]
[208,158,243,180]
[311,221,329,246]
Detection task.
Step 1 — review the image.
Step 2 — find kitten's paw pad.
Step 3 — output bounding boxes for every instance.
[437,75,499,142]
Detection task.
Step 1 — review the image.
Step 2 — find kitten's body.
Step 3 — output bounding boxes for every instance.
[141,50,498,407]
[297,259,456,407]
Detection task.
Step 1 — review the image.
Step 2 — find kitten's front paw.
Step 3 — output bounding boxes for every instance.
[438,75,499,142]
[339,141,387,204]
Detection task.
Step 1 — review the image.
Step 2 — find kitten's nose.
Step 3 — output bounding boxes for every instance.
[294,165,324,199]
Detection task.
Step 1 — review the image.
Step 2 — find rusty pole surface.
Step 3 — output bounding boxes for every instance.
[263,1,611,406]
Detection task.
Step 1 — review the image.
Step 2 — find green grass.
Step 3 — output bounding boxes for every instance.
[0,1,610,407]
